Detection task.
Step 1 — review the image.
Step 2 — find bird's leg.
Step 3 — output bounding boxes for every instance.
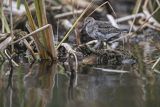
[93,41,102,49]
[110,42,119,49]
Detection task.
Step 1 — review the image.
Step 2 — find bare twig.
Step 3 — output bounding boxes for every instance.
[23,39,36,59]
[93,67,129,73]
[61,43,78,72]
[154,69,160,74]
[88,1,117,17]
[138,19,160,31]
[156,0,160,7]
[10,24,51,44]
[109,33,132,43]
[129,0,142,33]
[86,40,98,45]
[152,56,160,69]
[139,0,160,31]
[142,7,160,28]
[54,10,83,19]
[115,13,145,23]
[106,14,119,28]
[0,36,12,50]
[50,5,62,11]
[4,49,19,66]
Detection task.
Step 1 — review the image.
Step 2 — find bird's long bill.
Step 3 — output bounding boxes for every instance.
[81,21,91,31]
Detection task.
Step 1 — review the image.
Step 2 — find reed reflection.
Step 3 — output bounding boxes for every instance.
[24,61,57,107]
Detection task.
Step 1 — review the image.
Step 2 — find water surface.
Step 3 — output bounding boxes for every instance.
[0,62,160,107]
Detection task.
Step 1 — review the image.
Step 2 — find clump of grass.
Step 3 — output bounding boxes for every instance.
[24,0,56,60]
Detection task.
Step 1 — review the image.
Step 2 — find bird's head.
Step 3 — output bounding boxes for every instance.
[83,17,95,26]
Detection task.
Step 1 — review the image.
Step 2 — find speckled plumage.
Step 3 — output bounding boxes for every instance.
[84,17,127,42]
[77,44,136,65]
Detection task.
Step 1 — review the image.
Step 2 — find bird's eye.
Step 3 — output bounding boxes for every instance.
[88,20,92,23]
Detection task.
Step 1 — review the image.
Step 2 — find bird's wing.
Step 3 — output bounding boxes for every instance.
[97,25,121,34]
[96,21,113,29]
[95,21,121,33]
[108,27,122,33]
[95,26,121,41]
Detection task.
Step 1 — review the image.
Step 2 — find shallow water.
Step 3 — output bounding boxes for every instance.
[0,62,160,107]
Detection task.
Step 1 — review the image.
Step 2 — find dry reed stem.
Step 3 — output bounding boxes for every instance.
[24,0,41,52]
[9,0,14,52]
[87,1,117,18]
[48,25,57,59]
[34,0,48,58]
[34,0,57,59]
[0,1,10,33]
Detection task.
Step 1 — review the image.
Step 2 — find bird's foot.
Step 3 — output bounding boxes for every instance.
[93,41,103,49]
